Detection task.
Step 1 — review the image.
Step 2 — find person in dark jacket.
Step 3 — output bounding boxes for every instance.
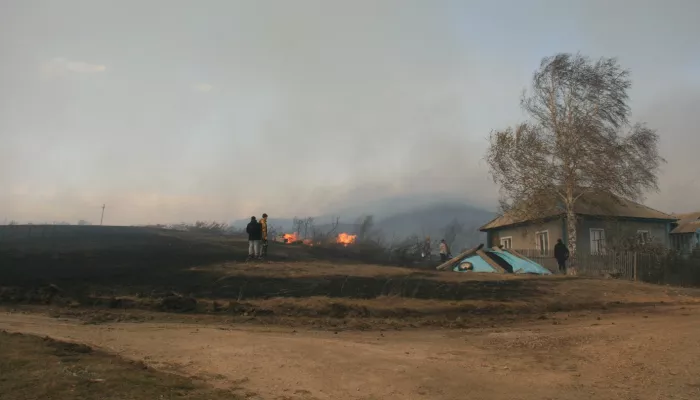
[246,216,263,260]
[554,239,570,273]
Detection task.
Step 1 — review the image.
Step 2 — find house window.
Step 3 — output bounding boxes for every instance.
[637,230,650,245]
[590,228,606,255]
[535,231,549,256]
[500,237,512,249]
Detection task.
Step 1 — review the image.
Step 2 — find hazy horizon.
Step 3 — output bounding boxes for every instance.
[2,0,699,225]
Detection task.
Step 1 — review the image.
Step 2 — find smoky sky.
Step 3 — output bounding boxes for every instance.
[1,0,698,225]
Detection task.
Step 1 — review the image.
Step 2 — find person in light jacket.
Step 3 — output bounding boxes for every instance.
[439,239,450,262]
[260,213,268,257]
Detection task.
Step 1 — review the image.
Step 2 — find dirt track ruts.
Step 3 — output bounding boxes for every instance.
[2,307,700,400]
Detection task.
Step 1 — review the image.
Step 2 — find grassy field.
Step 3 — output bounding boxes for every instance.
[2,225,700,329]
[0,331,243,400]
[3,225,700,399]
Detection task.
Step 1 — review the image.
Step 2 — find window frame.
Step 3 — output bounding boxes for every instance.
[500,236,513,249]
[535,230,549,256]
[590,228,606,255]
[637,230,651,245]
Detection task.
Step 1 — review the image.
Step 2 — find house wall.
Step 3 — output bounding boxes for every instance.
[489,219,564,251]
[485,217,672,273]
[486,217,671,255]
[671,231,700,253]
[487,219,563,273]
[576,218,671,255]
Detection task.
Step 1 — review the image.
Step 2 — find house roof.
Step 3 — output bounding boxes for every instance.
[671,212,700,234]
[480,192,676,231]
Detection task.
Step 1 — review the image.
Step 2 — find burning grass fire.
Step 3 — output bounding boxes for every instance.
[278,232,356,246]
[336,233,357,246]
[279,233,312,245]
[282,233,299,243]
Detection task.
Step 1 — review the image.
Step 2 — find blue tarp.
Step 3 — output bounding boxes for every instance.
[452,249,551,275]
[452,253,498,273]
[493,250,552,275]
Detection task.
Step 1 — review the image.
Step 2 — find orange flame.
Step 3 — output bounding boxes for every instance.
[336,233,357,246]
[283,233,299,243]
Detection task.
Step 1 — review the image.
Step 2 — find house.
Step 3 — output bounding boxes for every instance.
[479,192,676,258]
[670,212,700,254]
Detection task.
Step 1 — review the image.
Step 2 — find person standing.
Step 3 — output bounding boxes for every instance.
[439,239,450,262]
[260,213,269,258]
[554,239,570,274]
[422,236,432,260]
[246,216,263,260]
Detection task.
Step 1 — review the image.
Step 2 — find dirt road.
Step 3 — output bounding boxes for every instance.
[1,308,699,400]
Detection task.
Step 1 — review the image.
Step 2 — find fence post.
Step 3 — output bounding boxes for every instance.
[633,252,638,281]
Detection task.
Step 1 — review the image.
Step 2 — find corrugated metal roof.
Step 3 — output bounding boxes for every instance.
[480,212,557,231]
[480,192,675,231]
[673,212,700,221]
[671,212,700,234]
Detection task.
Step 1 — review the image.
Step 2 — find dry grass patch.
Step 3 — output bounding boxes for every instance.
[0,331,245,400]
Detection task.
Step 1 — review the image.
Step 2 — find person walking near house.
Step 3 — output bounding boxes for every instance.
[260,213,269,258]
[554,239,570,274]
[246,216,263,260]
[439,239,450,262]
[422,236,432,260]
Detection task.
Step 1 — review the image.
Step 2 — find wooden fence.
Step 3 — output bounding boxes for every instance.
[514,248,700,286]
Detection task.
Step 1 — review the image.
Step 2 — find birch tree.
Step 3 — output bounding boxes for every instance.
[486,53,663,256]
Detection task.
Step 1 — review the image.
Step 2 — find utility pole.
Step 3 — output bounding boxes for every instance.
[100,204,106,226]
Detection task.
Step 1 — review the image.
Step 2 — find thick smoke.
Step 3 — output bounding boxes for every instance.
[1,0,697,224]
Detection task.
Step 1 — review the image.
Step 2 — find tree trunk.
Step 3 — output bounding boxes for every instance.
[566,209,577,264]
